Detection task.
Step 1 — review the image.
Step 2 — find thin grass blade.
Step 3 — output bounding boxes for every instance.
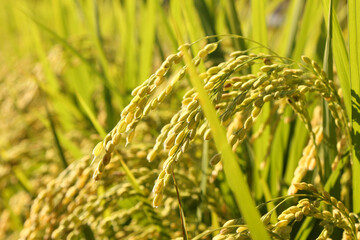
[349,0,360,213]
[76,92,107,138]
[322,0,351,117]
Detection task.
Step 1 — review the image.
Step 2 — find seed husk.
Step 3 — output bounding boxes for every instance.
[204,128,212,140]
[244,117,253,129]
[209,153,222,166]
[147,149,157,162]
[175,130,187,145]
[92,141,104,157]
[251,107,262,119]
[153,194,163,208]
[186,100,199,111]
[204,42,218,53]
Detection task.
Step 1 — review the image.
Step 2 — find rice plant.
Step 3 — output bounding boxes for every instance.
[1,0,359,239]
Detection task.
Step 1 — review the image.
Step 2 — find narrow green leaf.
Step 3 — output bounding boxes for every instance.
[194,0,217,37]
[211,211,220,237]
[139,0,157,83]
[124,0,137,88]
[277,0,304,57]
[291,0,323,61]
[251,0,269,202]
[251,0,268,49]
[12,168,35,196]
[183,0,205,45]
[324,156,348,191]
[269,110,290,196]
[45,103,68,169]
[29,20,59,90]
[284,120,308,184]
[197,140,209,224]
[322,0,336,183]
[221,0,246,50]
[322,0,351,117]
[91,0,112,86]
[349,0,360,213]
[89,0,117,126]
[172,172,189,240]
[76,93,107,138]
[118,155,142,194]
[252,106,269,200]
[157,5,178,51]
[51,0,67,37]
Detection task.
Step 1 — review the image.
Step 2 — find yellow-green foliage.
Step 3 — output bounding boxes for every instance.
[1,0,359,240]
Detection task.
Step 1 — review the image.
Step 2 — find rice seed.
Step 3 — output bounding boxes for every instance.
[301,56,311,64]
[157,90,167,103]
[186,110,197,123]
[147,149,157,162]
[208,66,221,75]
[181,139,190,153]
[204,128,212,140]
[182,97,193,106]
[176,68,186,80]
[131,85,142,96]
[175,130,187,145]
[164,133,176,149]
[204,42,218,54]
[168,145,178,157]
[164,158,175,174]
[199,73,208,81]
[204,81,215,90]
[143,104,151,116]
[198,49,207,58]
[150,99,158,109]
[179,110,191,122]
[92,141,104,157]
[152,193,163,208]
[105,141,114,153]
[156,68,167,76]
[173,121,186,134]
[251,107,262,119]
[102,152,111,166]
[186,99,199,111]
[188,129,197,140]
[126,130,135,146]
[153,179,164,194]
[155,76,165,86]
[209,153,222,166]
[166,53,180,63]
[237,55,250,61]
[244,117,253,129]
